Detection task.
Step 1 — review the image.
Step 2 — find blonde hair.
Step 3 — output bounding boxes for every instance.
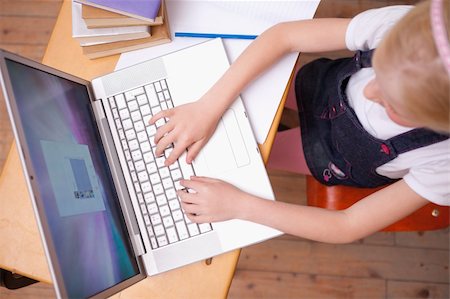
[376,0,450,133]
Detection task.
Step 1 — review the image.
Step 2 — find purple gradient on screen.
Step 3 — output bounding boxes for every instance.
[5,59,140,298]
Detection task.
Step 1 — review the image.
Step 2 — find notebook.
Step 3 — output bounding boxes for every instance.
[0,38,281,298]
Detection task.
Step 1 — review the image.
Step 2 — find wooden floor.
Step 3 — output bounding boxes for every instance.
[0,1,448,298]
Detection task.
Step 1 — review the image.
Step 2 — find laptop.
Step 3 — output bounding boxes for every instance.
[0,38,281,298]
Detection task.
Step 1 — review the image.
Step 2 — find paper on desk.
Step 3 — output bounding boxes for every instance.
[116,0,320,144]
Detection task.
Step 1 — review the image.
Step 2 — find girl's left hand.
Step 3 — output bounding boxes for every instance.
[177,176,248,223]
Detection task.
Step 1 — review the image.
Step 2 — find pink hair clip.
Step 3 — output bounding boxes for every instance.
[430,0,450,75]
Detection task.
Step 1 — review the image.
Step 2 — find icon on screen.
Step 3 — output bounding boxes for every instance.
[40,140,106,217]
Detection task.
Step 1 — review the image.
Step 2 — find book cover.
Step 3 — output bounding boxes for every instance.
[75,0,161,22]
[82,2,164,28]
[72,1,151,44]
[82,8,171,59]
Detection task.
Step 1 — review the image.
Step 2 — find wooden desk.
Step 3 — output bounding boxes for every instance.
[0,0,289,297]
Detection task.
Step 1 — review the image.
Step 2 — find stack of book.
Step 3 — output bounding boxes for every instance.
[72,0,171,59]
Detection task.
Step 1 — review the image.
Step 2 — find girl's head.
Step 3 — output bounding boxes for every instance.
[365,0,450,133]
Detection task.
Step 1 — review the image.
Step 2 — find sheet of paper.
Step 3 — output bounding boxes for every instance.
[116,0,320,144]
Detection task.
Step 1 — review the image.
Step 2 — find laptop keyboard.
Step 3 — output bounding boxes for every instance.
[107,79,212,249]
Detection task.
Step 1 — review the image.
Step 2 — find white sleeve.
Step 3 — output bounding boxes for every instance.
[403,158,450,206]
[345,5,413,51]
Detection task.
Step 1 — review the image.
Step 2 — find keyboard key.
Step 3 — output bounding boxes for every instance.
[137,94,148,106]
[144,153,154,164]
[129,139,139,151]
[137,130,148,142]
[131,150,142,162]
[168,199,180,211]
[160,167,170,178]
[112,108,119,119]
[118,129,125,140]
[157,235,168,247]
[137,193,144,204]
[131,111,141,122]
[163,216,174,228]
[199,223,212,233]
[144,84,159,107]
[122,119,133,130]
[156,194,167,205]
[144,215,151,226]
[157,92,165,102]
[166,227,179,243]
[140,204,147,215]
[150,173,161,184]
[119,109,130,120]
[166,189,177,200]
[140,141,151,153]
[135,160,145,172]
[160,205,171,217]
[138,171,148,183]
[187,223,200,236]
[115,119,122,129]
[176,221,190,240]
[162,177,173,189]
[109,97,116,108]
[146,125,157,137]
[172,209,183,221]
[150,214,162,225]
[154,224,164,236]
[155,118,165,128]
[163,90,170,100]
[141,182,152,193]
[131,171,138,182]
[150,237,158,249]
[171,169,182,180]
[115,94,126,109]
[124,150,131,161]
[146,161,157,173]
[125,129,136,141]
[128,100,138,111]
[147,203,158,214]
[154,81,162,92]
[144,192,155,204]
[140,104,151,116]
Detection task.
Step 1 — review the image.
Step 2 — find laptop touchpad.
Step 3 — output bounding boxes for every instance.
[202,108,250,174]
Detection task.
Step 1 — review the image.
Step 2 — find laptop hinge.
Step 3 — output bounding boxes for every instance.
[91,77,107,100]
[92,103,146,257]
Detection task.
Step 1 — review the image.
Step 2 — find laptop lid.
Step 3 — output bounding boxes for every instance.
[0,50,146,298]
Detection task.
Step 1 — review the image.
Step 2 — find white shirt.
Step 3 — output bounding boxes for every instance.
[345,5,450,205]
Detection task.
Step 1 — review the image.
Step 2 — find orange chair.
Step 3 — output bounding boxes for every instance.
[268,91,449,231]
[306,176,449,231]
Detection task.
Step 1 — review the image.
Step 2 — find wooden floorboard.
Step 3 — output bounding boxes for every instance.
[0,0,448,298]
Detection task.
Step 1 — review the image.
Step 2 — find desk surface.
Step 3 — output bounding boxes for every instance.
[0,0,288,297]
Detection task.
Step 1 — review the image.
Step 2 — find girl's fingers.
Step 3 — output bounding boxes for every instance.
[186,141,204,164]
[190,176,219,183]
[149,109,173,125]
[165,140,190,166]
[154,130,177,157]
[154,122,175,144]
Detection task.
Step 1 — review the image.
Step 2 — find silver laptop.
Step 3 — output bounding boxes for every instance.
[0,38,281,298]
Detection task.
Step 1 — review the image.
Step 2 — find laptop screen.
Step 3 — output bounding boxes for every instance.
[4,58,141,298]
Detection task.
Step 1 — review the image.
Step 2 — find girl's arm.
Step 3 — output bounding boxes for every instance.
[178,177,428,243]
[150,18,351,166]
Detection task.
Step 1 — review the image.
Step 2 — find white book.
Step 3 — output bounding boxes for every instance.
[71,1,151,45]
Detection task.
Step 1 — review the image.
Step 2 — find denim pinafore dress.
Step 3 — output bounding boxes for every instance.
[295,50,449,188]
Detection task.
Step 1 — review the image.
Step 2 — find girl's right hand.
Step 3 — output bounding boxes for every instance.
[149,99,221,166]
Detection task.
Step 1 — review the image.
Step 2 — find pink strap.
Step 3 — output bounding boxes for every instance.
[430,0,450,75]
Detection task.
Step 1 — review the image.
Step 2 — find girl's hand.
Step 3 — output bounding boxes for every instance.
[177,176,248,223]
[149,99,220,166]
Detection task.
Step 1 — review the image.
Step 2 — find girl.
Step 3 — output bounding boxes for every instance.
[150,0,450,243]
